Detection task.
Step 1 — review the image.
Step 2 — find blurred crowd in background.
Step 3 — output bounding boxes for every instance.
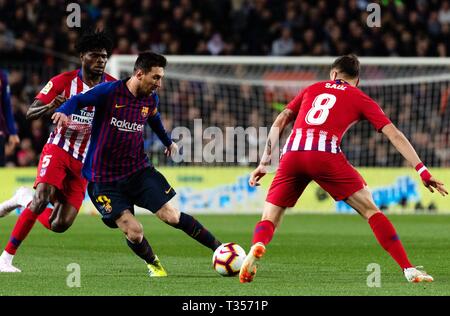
[0,0,449,167]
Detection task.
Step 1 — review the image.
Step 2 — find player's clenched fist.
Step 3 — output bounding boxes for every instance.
[51,112,69,129]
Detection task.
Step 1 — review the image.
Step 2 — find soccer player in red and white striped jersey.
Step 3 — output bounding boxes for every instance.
[0,31,115,272]
[240,54,448,284]
[37,68,114,162]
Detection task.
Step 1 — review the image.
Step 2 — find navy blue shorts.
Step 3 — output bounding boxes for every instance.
[87,167,176,228]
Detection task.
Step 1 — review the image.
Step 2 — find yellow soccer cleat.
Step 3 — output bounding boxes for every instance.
[147,256,168,277]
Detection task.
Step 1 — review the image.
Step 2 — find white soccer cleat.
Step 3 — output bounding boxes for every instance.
[404,266,434,283]
[0,258,21,273]
[0,187,34,218]
[239,242,266,283]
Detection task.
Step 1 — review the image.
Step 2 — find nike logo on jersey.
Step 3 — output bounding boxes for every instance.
[115,104,126,108]
[165,187,173,194]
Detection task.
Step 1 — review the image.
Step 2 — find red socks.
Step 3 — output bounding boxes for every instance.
[4,207,54,255]
[251,214,411,271]
[368,212,412,270]
[37,207,53,230]
[5,208,38,255]
[252,220,275,245]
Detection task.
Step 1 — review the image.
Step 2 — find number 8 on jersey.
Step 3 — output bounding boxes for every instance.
[305,93,336,125]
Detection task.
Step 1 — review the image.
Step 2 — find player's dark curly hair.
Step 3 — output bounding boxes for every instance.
[331,54,360,78]
[75,29,113,56]
[133,51,167,73]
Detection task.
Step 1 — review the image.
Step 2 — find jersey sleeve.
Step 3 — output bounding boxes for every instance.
[35,73,68,105]
[286,88,306,114]
[147,94,172,146]
[56,81,115,115]
[358,90,392,132]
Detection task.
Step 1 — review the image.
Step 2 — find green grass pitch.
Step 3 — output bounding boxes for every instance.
[0,213,449,296]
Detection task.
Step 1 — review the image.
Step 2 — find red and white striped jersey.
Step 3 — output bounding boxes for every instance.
[282,80,391,155]
[35,69,115,162]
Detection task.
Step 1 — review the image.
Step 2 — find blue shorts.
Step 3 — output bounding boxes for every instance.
[87,167,176,228]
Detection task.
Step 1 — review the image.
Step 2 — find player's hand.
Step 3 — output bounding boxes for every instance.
[51,112,69,129]
[423,176,448,196]
[249,164,268,187]
[48,95,67,109]
[164,142,178,157]
[8,134,20,148]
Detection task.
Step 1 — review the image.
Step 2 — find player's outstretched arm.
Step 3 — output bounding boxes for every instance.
[250,108,295,187]
[382,123,448,196]
[147,112,173,152]
[260,108,295,166]
[55,83,110,116]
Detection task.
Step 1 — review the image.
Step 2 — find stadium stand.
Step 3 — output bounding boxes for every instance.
[0,0,449,166]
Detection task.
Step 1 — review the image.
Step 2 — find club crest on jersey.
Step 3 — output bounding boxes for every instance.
[141,106,149,118]
[40,81,53,95]
[96,195,112,213]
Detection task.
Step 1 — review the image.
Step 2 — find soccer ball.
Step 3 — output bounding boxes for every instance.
[212,242,246,276]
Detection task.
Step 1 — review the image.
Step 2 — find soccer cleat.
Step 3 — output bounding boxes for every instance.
[239,242,266,283]
[147,256,167,277]
[0,258,21,273]
[404,266,434,283]
[0,187,34,218]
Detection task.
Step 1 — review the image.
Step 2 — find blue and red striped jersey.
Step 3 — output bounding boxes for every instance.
[56,79,172,183]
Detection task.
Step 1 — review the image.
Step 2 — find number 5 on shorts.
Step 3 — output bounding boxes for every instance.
[42,155,52,168]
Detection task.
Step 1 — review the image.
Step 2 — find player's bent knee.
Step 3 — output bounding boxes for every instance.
[125,222,144,243]
[127,227,143,243]
[50,218,73,233]
[156,206,180,226]
[346,188,379,219]
[30,195,51,214]
[363,206,379,219]
[360,194,378,213]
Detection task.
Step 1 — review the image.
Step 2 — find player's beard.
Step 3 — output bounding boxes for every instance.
[90,63,105,76]
[137,85,152,98]
[91,68,104,76]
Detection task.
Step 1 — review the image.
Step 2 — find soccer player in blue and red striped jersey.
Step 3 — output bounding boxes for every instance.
[239,54,448,284]
[52,51,222,277]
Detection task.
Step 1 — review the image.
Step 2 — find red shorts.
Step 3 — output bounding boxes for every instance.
[34,144,87,210]
[266,151,366,208]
